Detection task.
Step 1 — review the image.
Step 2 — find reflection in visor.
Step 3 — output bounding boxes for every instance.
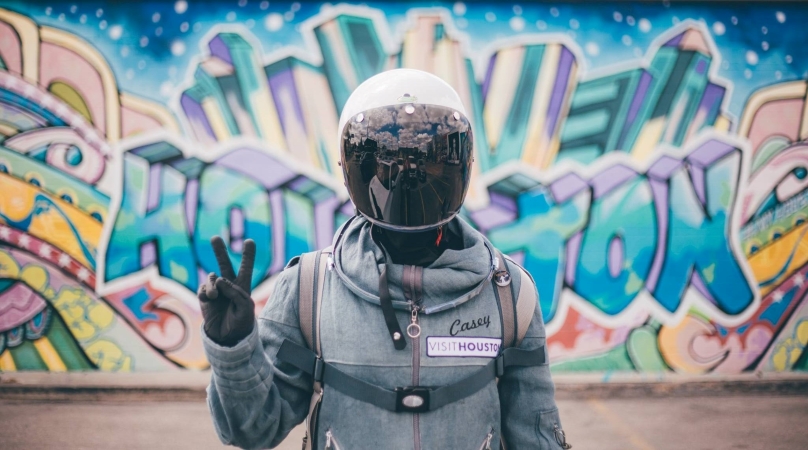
[341,103,473,231]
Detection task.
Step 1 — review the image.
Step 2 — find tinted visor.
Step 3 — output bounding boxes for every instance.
[341,104,473,231]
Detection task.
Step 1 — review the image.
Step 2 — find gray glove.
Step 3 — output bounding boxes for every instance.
[197,236,256,347]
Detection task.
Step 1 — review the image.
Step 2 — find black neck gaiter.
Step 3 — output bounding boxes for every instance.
[372,224,464,267]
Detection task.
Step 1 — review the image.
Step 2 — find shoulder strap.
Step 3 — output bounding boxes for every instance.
[296,246,333,450]
[492,250,538,349]
[492,250,516,349]
[297,246,333,356]
[512,263,538,347]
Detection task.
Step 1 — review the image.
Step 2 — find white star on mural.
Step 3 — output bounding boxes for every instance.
[794,273,805,288]
[39,243,53,258]
[77,268,90,282]
[40,95,54,109]
[54,103,68,117]
[17,234,31,249]
[58,253,72,267]
[772,291,784,303]
[0,226,10,240]
[65,112,82,127]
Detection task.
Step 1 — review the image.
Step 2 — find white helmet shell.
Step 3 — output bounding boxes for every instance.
[337,69,468,143]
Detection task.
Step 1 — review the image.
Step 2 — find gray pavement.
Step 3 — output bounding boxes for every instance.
[1,396,806,449]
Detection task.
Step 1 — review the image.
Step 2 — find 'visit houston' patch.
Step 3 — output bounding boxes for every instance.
[426,337,501,358]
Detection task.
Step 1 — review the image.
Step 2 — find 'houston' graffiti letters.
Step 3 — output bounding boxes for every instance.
[104,140,756,326]
[487,139,755,323]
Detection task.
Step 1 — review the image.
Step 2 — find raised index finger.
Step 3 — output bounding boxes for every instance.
[235,239,256,292]
[210,236,237,281]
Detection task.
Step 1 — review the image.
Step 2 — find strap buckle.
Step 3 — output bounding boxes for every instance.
[495,355,506,377]
[313,357,324,382]
[394,386,431,413]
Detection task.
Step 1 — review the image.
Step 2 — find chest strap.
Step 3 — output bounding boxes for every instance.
[276,339,546,413]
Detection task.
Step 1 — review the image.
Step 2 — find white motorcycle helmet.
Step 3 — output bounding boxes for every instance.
[339,69,474,231]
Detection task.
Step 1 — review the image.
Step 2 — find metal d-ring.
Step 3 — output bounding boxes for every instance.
[407,323,421,338]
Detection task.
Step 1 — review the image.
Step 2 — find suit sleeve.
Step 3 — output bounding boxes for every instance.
[498,265,570,449]
[202,262,313,450]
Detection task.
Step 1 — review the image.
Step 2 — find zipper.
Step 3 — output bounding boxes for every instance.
[405,265,423,450]
[478,428,494,450]
[324,429,341,450]
[411,303,421,450]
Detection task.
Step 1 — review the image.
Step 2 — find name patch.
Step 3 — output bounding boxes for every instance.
[426,337,502,358]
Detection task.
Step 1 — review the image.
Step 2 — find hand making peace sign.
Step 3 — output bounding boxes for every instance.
[197,236,257,347]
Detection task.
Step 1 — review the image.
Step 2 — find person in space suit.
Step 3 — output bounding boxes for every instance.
[197,69,571,449]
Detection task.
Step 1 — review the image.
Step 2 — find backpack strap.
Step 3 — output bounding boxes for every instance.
[492,250,538,349]
[297,246,332,356]
[295,246,332,450]
[491,253,541,450]
[512,264,538,347]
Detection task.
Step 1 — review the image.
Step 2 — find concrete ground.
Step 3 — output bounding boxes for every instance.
[1,396,806,449]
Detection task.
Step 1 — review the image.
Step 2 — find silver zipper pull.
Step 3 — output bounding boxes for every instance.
[407,303,421,338]
[325,430,333,449]
[554,423,571,449]
[484,429,494,450]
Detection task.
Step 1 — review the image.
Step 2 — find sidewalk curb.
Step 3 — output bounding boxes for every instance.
[553,378,808,399]
[552,372,808,399]
[0,372,210,402]
[0,385,206,402]
[1,371,807,401]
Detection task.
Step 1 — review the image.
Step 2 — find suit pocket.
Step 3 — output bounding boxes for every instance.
[536,408,571,449]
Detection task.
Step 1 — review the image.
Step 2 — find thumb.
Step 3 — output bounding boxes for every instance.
[204,273,218,299]
[197,273,219,302]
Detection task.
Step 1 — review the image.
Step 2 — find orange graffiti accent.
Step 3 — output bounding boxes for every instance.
[0,174,102,269]
[747,223,808,296]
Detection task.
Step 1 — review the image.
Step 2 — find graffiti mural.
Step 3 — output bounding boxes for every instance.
[0,1,806,375]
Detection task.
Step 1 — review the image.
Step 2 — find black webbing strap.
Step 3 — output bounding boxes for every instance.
[276,339,547,413]
[379,266,407,350]
[277,338,324,380]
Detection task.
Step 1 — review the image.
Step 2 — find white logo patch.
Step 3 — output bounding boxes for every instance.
[426,337,502,358]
